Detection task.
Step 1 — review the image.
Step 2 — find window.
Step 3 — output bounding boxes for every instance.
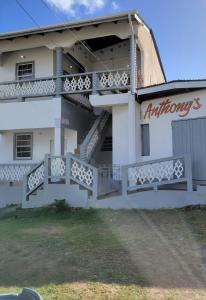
[14,133,33,160]
[141,124,150,156]
[16,62,34,81]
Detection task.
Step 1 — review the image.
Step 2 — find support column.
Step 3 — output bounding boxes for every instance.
[128,34,138,164]
[0,53,3,67]
[130,33,137,94]
[54,119,65,156]
[56,47,63,96]
[128,94,137,164]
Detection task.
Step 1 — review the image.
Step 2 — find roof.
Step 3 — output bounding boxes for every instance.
[0,10,166,81]
[0,10,140,39]
[138,80,206,101]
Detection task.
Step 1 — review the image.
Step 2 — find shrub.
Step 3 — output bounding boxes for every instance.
[52,199,69,213]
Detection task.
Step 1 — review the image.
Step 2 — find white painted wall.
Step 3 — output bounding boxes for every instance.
[0,98,61,130]
[0,47,54,82]
[0,128,53,163]
[49,128,77,155]
[65,129,77,154]
[91,40,130,71]
[112,104,129,165]
[140,89,206,160]
[0,127,78,164]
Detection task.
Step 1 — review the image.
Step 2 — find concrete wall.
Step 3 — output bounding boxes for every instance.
[0,185,22,208]
[0,127,78,164]
[91,40,130,71]
[0,98,61,130]
[61,98,95,143]
[112,104,129,165]
[137,24,165,87]
[66,39,130,72]
[140,89,206,161]
[0,128,53,164]
[0,47,54,82]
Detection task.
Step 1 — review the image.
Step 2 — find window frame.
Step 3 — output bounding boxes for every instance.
[141,124,150,157]
[16,61,35,81]
[14,132,33,160]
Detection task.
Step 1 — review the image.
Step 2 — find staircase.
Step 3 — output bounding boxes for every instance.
[79,111,111,163]
[23,154,98,208]
[67,93,92,110]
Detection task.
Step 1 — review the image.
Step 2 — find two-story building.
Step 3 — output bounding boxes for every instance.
[0,10,206,209]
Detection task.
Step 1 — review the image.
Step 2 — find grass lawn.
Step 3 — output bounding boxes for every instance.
[0,207,206,299]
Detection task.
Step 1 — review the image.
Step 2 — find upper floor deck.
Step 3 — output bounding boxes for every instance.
[0,11,165,105]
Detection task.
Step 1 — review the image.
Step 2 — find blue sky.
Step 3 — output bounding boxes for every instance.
[0,0,205,81]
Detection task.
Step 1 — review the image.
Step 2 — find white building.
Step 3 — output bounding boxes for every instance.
[0,11,205,209]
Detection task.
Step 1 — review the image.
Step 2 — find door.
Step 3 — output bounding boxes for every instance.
[172,117,206,181]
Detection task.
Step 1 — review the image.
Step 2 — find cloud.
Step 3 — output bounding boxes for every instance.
[45,0,107,16]
[111,1,120,11]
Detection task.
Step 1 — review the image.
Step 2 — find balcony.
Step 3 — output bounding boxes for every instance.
[0,68,132,102]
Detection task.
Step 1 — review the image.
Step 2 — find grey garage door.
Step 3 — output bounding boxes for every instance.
[172,117,206,182]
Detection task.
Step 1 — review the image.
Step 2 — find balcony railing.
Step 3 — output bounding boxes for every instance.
[0,163,35,182]
[122,155,193,194]
[0,68,132,101]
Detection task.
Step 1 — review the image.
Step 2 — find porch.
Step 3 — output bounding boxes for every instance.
[0,151,206,209]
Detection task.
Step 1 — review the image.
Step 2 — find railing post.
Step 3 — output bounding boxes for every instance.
[44,154,49,193]
[66,153,71,186]
[22,174,28,203]
[185,154,193,192]
[92,167,98,202]
[122,165,128,197]
[55,47,63,96]
[92,72,99,95]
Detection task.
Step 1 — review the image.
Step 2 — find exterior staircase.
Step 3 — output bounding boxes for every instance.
[23,154,98,208]
[79,110,111,163]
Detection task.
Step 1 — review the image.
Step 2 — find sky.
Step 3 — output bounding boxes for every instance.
[0,0,206,81]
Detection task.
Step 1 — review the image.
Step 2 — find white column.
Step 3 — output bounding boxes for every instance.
[128,94,137,164]
[55,47,63,97]
[130,34,137,94]
[54,120,65,155]
[128,33,138,164]
[0,53,3,67]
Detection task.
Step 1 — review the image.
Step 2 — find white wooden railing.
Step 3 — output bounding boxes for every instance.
[0,77,56,99]
[0,163,34,182]
[122,155,193,194]
[0,68,131,101]
[24,154,98,201]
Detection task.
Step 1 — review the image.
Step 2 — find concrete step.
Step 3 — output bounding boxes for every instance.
[23,182,90,208]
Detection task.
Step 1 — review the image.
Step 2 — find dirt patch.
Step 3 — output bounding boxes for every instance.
[21,224,66,236]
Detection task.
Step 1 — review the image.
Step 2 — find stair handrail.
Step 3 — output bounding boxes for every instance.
[80,111,110,162]
[23,159,45,200]
[122,154,193,195]
[67,153,98,200]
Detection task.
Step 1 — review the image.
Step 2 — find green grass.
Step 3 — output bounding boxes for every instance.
[0,208,206,299]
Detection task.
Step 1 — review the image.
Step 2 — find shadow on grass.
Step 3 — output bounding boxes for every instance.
[0,208,206,289]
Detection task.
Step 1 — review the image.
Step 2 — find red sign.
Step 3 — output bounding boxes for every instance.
[144,98,202,119]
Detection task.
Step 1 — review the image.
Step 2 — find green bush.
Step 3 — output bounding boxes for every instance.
[52,199,69,213]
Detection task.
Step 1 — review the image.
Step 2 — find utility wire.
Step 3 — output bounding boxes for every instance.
[16,0,40,27]
[16,0,87,73]
[16,0,109,71]
[40,0,110,70]
[15,0,61,51]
